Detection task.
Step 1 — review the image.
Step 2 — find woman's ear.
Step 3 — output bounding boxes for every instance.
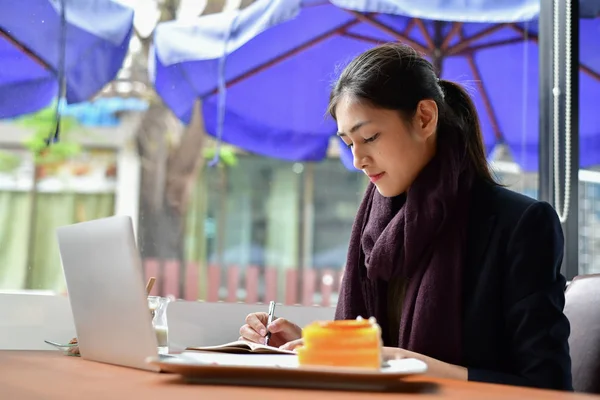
[413,100,438,141]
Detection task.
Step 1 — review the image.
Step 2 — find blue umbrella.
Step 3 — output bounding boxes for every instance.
[0,0,134,119]
[580,0,600,18]
[152,0,600,172]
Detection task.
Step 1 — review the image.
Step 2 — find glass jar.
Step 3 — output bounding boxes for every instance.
[147,296,172,354]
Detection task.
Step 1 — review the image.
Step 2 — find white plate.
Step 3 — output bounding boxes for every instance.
[147,352,428,391]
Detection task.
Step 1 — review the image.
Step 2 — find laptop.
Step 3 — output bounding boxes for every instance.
[56,215,169,372]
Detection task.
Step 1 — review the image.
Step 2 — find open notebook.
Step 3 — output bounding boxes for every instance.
[186,340,296,355]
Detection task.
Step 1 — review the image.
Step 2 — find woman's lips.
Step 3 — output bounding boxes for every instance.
[368,172,385,183]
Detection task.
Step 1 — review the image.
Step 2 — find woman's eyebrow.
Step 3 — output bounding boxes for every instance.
[337,120,371,136]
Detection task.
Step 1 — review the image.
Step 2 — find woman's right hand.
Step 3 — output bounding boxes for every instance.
[239,312,302,348]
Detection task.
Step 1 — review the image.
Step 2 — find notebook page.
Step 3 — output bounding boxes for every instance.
[187,340,252,352]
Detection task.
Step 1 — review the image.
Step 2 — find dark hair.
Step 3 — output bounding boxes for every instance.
[328,43,496,185]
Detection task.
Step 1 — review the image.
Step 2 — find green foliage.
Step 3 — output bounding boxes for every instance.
[203,145,238,167]
[15,105,83,165]
[0,151,21,173]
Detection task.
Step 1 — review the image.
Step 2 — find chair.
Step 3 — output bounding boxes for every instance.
[564,273,600,393]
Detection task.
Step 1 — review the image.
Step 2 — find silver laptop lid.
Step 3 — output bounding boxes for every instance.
[56,215,159,371]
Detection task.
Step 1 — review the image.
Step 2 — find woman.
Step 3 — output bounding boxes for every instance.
[239,43,572,391]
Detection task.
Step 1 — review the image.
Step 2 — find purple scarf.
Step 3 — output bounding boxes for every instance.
[335,139,473,365]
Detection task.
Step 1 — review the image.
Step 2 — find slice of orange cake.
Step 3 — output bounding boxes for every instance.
[297,316,382,369]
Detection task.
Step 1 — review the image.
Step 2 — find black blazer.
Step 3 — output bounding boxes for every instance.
[463,179,572,390]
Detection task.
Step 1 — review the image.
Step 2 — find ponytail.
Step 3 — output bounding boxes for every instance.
[438,79,496,185]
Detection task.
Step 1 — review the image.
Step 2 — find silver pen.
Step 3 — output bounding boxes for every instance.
[265,301,276,346]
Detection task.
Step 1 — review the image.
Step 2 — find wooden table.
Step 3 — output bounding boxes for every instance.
[1,351,597,400]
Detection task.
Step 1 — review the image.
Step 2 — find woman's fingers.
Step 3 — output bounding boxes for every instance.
[268,318,302,341]
[239,323,266,344]
[240,312,302,346]
[266,317,290,333]
[245,312,268,336]
[280,338,304,351]
[382,346,409,361]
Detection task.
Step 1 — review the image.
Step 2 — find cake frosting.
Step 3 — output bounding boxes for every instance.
[297,316,382,369]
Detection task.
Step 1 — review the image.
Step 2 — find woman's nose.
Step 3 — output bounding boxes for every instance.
[352,148,369,171]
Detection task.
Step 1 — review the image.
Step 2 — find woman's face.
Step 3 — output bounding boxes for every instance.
[335,94,438,197]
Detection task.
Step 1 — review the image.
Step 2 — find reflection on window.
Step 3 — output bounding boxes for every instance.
[177,155,365,306]
[0,147,116,291]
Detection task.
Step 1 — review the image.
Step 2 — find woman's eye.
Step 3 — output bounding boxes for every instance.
[364,133,380,143]
[344,133,378,149]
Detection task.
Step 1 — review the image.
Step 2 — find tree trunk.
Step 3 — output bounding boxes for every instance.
[135,0,251,296]
[136,99,205,296]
